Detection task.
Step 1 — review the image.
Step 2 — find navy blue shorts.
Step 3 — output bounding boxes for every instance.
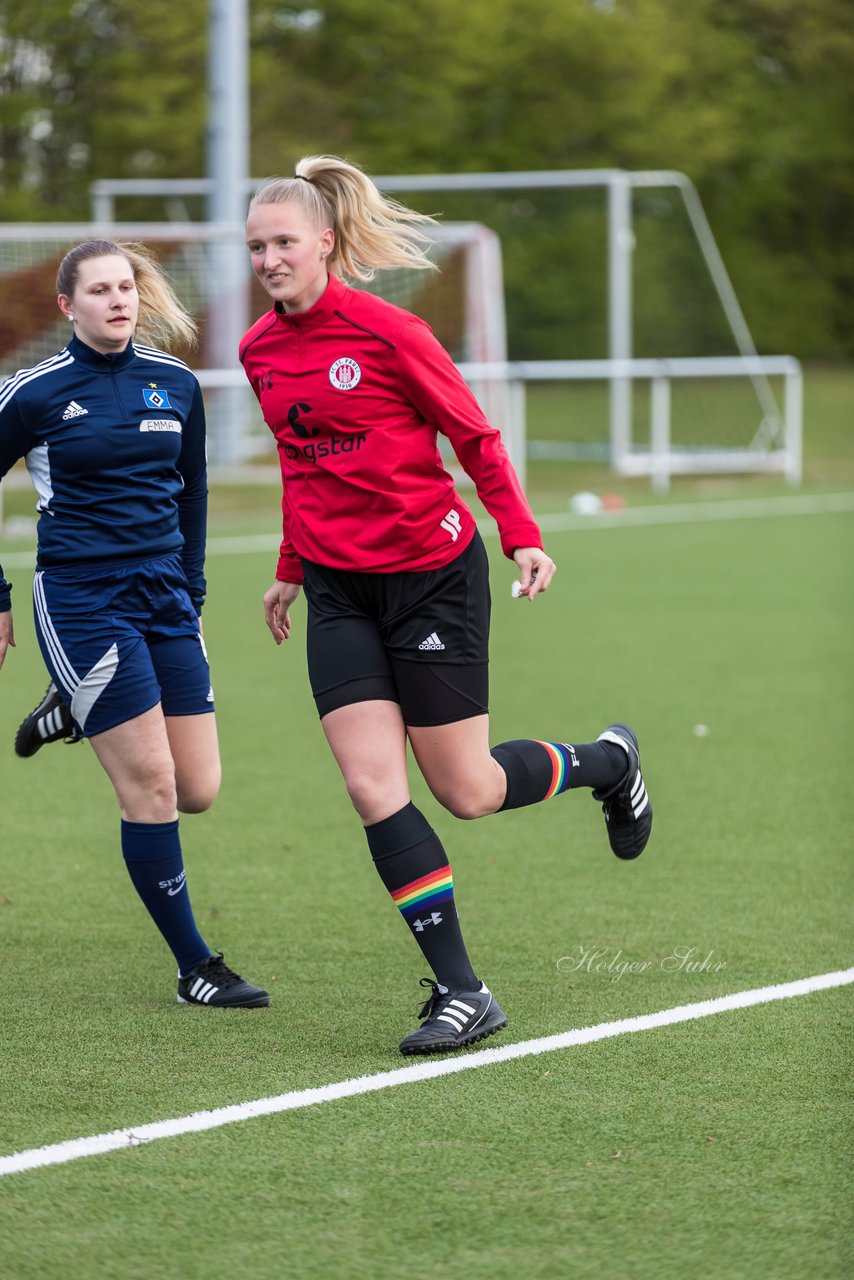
[32,552,214,738]
[302,531,491,727]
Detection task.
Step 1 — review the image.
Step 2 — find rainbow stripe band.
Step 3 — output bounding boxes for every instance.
[391,866,454,920]
[537,741,570,800]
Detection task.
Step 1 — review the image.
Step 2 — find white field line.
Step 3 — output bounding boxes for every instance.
[2,967,851,1179]
[1,491,853,569]
[195,490,854,555]
[530,489,854,534]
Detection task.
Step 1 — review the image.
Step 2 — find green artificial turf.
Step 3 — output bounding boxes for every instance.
[0,486,850,1278]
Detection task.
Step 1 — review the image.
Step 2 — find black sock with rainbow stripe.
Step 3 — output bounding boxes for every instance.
[491,739,627,811]
[365,802,478,992]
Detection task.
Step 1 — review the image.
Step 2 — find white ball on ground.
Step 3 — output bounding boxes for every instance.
[569,491,603,515]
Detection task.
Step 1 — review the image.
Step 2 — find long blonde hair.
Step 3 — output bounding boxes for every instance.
[248,155,439,283]
[56,240,198,350]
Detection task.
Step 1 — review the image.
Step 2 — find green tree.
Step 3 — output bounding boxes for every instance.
[247,0,853,357]
[1,0,851,356]
[0,1,207,219]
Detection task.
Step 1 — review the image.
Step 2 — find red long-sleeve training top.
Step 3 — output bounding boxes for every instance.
[239,274,542,584]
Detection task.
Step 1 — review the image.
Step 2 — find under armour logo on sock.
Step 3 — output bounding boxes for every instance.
[412,912,444,932]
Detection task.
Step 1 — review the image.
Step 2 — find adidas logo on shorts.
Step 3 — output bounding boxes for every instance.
[418,631,445,651]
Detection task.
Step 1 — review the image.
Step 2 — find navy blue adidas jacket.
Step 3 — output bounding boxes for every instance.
[0,335,207,613]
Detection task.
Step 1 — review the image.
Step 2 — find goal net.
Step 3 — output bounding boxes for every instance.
[65,170,803,491]
[372,172,802,488]
[0,221,509,478]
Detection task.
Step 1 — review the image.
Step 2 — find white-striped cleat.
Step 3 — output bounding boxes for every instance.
[594,724,653,860]
[177,952,269,1008]
[399,978,507,1055]
[14,682,82,757]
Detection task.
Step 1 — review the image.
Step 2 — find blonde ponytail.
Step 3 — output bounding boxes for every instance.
[116,242,198,349]
[56,239,198,350]
[249,155,439,283]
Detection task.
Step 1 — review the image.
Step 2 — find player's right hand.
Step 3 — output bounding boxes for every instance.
[0,608,15,669]
[262,581,302,645]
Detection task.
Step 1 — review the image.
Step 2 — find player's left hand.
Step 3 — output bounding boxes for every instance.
[512,547,556,601]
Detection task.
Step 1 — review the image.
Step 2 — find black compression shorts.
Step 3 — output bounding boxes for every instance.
[301,531,491,727]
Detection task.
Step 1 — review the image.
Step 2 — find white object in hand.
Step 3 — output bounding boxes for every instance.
[511,580,524,598]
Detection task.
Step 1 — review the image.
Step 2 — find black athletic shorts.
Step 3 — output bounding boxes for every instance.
[302,531,491,726]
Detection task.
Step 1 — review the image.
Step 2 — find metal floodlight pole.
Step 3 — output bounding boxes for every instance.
[208,0,248,228]
[206,0,249,465]
[607,173,633,467]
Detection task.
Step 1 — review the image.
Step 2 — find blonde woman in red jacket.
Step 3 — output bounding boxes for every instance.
[241,156,652,1055]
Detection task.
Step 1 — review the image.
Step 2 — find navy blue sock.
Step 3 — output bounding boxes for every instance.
[121,819,210,975]
[490,739,627,810]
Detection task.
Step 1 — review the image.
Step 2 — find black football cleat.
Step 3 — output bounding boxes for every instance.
[177,952,270,1008]
[593,724,652,860]
[14,682,82,757]
[399,978,507,1055]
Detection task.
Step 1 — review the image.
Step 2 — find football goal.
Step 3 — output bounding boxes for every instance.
[87,168,804,490]
[0,220,511,486]
[1,167,804,502]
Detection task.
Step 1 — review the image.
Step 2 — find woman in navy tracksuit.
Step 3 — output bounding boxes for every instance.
[0,239,267,1008]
